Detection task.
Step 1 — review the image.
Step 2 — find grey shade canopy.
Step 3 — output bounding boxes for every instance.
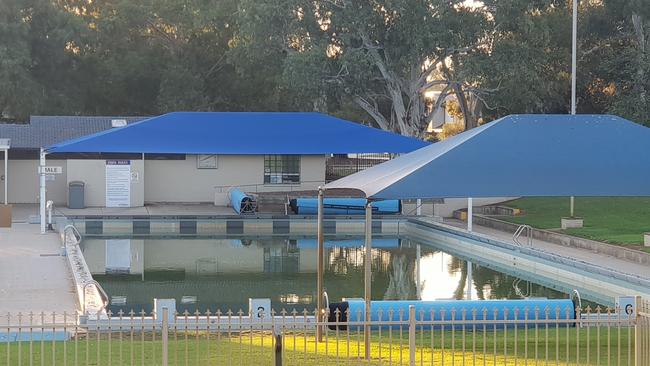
[325,114,650,199]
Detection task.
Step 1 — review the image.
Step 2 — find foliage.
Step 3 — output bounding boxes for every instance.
[436,122,466,141]
[0,0,648,128]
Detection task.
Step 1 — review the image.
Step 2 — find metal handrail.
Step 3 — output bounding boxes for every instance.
[83,280,109,314]
[214,180,328,194]
[64,224,82,245]
[513,224,533,246]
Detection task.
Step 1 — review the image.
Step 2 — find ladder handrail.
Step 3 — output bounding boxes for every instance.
[64,224,82,245]
[83,280,109,314]
[513,224,533,246]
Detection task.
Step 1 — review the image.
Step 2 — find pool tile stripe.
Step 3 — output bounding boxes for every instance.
[85,221,103,235]
[273,220,290,234]
[180,220,197,234]
[226,220,244,235]
[133,220,150,235]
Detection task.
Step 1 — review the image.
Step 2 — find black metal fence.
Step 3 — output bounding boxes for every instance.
[326,154,394,182]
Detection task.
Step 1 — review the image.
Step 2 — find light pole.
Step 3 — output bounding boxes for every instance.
[570,0,578,217]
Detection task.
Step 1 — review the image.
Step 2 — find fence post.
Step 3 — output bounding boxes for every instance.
[162,307,169,366]
[635,296,642,366]
[275,330,283,366]
[409,305,416,366]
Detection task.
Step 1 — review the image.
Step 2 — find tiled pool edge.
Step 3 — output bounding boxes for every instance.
[68,216,406,237]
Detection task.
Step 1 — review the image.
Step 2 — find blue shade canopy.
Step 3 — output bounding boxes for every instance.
[46,112,428,154]
[325,115,650,199]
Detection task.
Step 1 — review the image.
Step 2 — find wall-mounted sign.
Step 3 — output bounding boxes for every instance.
[197,154,218,169]
[106,160,131,208]
[39,166,62,174]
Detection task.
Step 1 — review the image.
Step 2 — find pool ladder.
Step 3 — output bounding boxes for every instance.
[513,224,533,246]
[512,278,532,298]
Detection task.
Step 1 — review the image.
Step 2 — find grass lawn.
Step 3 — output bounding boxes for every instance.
[0,327,634,365]
[501,197,650,250]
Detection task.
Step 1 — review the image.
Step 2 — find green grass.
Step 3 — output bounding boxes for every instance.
[501,197,650,250]
[0,327,634,365]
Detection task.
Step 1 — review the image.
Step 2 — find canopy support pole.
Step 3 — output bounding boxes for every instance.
[316,187,324,342]
[4,147,7,205]
[364,201,372,360]
[467,197,473,232]
[39,148,47,234]
[416,244,421,299]
[466,261,473,300]
[416,198,421,215]
[570,196,575,217]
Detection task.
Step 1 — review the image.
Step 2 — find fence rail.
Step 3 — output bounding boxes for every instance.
[2,300,649,365]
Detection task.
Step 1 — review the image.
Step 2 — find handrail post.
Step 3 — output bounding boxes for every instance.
[409,305,416,366]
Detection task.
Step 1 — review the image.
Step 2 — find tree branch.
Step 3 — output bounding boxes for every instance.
[354,95,390,130]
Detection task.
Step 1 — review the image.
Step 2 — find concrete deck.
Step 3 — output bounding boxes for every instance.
[0,223,77,323]
[443,218,650,280]
[10,203,235,222]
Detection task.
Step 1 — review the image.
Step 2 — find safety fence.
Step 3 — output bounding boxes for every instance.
[326,154,394,182]
[1,301,648,365]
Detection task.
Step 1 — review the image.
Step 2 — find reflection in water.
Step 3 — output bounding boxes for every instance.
[81,236,567,313]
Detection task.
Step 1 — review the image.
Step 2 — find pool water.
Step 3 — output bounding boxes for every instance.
[81,236,568,313]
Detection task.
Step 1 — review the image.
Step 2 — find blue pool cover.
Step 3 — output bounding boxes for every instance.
[326,114,650,198]
[290,198,401,215]
[332,299,575,329]
[46,112,428,155]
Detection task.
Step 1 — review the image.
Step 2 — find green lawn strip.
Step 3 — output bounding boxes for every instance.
[501,197,650,247]
[0,327,633,365]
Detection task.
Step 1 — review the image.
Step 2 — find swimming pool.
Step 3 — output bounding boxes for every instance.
[80,235,569,313]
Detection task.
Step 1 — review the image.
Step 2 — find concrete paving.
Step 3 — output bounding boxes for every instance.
[9,203,235,220]
[0,223,78,324]
[442,218,650,280]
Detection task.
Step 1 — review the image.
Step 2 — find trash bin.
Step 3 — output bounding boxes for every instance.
[68,181,85,209]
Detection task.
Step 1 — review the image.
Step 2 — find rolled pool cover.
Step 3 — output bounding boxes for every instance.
[289,198,400,215]
[328,299,576,330]
[229,188,257,214]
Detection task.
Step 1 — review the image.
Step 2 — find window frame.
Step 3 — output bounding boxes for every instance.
[263,155,301,184]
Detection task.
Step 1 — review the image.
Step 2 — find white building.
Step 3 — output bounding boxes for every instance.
[0,112,427,208]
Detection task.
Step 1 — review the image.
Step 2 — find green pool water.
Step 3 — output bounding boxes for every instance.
[81,236,569,313]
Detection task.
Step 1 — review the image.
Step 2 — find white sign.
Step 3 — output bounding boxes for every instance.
[105,160,131,207]
[616,296,637,320]
[249,298,271,321]
[40,166,62,174]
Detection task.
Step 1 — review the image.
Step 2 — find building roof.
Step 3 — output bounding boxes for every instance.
[46,112,428,155]
[325,114,650,198]
[0,116,147,149]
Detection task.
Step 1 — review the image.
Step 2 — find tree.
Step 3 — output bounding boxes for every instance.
[465,0,574,120]
[597,0,650,125]
[239,0,491,136]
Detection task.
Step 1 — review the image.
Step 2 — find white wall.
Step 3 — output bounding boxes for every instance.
[145,155,326,204]
[0,159,68,204]
[66,159,144,207]
[3,155,326,207]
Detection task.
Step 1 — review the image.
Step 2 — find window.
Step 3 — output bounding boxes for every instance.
[264,155,300,184]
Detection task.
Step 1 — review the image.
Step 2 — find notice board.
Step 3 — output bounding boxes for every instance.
[105,160,131,207]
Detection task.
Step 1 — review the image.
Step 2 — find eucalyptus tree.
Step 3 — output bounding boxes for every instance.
[237,0,490,136]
